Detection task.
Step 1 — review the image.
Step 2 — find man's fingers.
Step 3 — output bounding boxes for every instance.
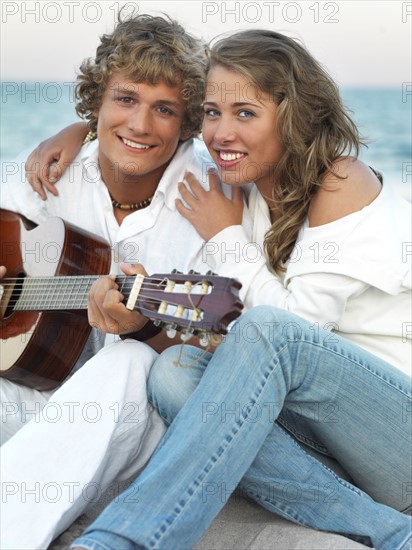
[120,262,147,276]
[88,276,117,315]
[101,289,125,330]
[87,299,103,331]
[88,288,122,333]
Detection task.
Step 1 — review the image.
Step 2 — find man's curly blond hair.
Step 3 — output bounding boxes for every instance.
[76,11,208,139]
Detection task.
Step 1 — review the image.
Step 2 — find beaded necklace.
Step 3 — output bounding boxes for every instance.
[110,194,154,211]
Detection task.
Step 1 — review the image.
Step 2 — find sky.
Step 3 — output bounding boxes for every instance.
[1,0,411,87]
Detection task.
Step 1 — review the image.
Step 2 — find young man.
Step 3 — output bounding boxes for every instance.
[0,13,246,549]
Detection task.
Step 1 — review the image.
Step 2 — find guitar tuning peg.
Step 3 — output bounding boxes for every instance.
[199,333,209,347]
[188,269,201,275]
[180,329,194,342]
[206,270,218,276]
[166,323,178,339]
[171,269,183,274]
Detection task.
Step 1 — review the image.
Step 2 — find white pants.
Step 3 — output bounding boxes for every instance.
[0,339,166,550]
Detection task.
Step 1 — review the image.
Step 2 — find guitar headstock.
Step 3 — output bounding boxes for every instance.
[133,271,243,338]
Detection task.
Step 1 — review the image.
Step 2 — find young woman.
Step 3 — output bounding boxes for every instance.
[26,30,411,550]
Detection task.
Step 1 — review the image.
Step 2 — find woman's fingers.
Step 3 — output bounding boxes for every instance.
[206,168,222,192]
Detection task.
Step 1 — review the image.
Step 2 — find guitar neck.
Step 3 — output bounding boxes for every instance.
[5,275,134,312]
[2,271,243,337]
[0,211,243,378]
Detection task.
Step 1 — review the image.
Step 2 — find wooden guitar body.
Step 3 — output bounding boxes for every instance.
[0,210,243,391]
[0,210,111,390]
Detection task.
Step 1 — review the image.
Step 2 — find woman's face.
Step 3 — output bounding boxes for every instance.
[202,65,284,194]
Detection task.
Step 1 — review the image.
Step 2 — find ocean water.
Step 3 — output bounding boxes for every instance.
[1,82,411,200]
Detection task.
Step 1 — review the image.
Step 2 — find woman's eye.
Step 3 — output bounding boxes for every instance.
[204,109,220,118]
[239,110,255,118]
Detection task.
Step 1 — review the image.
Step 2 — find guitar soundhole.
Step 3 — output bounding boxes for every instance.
[1,273,25,319]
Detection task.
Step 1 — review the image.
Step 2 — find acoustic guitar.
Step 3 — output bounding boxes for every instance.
[0,210,243,390]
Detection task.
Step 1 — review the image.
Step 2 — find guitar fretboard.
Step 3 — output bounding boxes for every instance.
[6,276,137,312]
[1,271,243,338]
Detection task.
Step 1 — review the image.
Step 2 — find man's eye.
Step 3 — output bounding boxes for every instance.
[157,106,173,115]
[117,96,134,103]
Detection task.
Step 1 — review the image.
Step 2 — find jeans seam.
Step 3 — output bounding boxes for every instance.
[258,496,309,526]
[314,341,411,399]
[400,503,412,514]
[280,425,365,496]
[72,536,113,550]
[276,417,332,456]
[399,534,412,550]
[148,348,286,548]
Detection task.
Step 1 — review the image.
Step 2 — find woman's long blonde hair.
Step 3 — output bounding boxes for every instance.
[210,30,364,272]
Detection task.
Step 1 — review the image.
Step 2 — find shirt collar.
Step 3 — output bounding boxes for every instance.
[81,140,99,169]
[78,139,213,211]
[77,141,101,189]
[155,139,213,211]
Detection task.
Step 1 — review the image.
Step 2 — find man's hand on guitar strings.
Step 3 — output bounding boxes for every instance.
[87,263,149,335]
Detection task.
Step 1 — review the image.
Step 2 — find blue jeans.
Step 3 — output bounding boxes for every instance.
[73,307,412,550]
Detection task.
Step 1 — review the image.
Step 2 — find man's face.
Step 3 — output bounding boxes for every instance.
[97,73,188,188]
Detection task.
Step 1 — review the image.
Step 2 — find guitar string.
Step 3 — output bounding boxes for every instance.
[3,295,216,336]
[0,278,215,292]
[0,282,196,293]
[0,277,216,294]
[0,276,215,290]
[0,277,228,333]
[4,294,206,312]
[0,280,195,292]
[1,278,235,338]
[1,279,210,314]
[0,274,213,283]
[0,280,185,286]
[0,281,212,297]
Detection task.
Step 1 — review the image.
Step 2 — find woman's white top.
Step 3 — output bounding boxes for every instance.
[204,182,411,375]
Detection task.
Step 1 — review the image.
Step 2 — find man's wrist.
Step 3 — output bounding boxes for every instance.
[120,319,162,342]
